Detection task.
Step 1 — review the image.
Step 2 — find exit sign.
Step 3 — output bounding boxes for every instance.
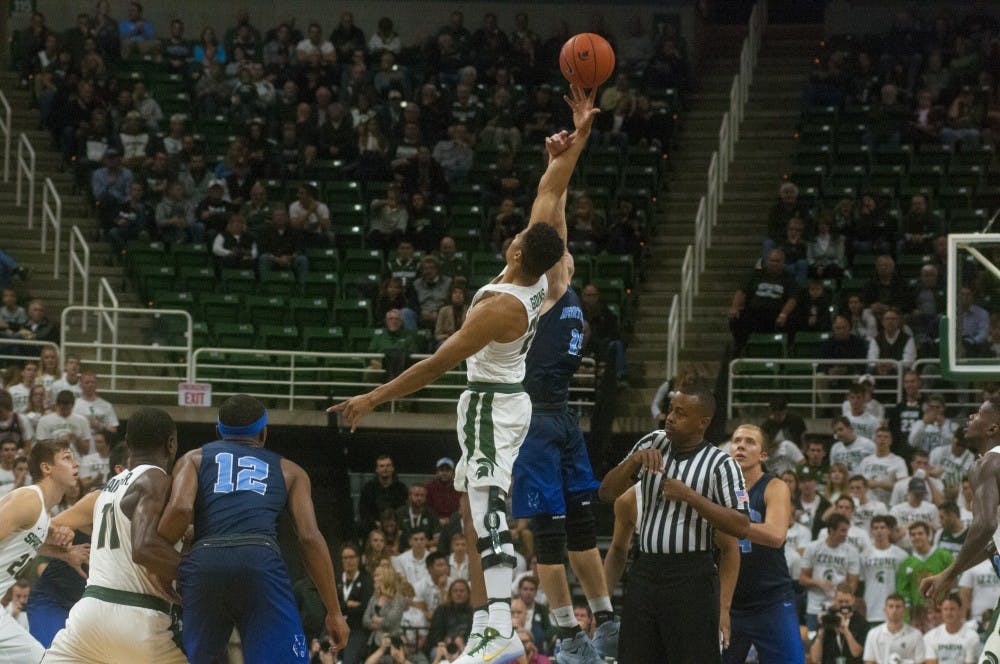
[178,383,211,407]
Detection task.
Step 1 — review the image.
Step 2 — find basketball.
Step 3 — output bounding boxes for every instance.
[559,33,615,89]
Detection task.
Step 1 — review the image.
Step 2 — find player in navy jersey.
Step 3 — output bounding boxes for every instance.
[723,424,805,663]
[509,86,616,663]
[25,443,128,647]
[156,394,348,663]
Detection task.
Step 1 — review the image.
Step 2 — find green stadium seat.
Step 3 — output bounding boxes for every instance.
[200,293,242,325]
[213,323,255,348]
[305,248,339,274]
[450,205,485,231]
[872,145,912,169]
[246,295,288,326]
[626,145,664,171]
[573,256,594,286]
[744,333,787,359]
[914,144,952,169]
[151,290,197,311]
[190,321,211,348]
[332,225,366,250]
[802,105,838,124]
[946,165,983,189]
[950,209,989,233]
[791,331,830,358]
[451,228,485,253]
[136,265,176,301]
[952,146,994,169]
[302,326,346,352]
[324,179,362,203]
[260,271,297,298]
[586,165,621,191]
[343,249,383,275]
[833,145,870,169]
[346,327,376,352]
[798,123,833,145]
[221,269,256,295]
[896,254,926,279]
[449,184,485,207]
[974,186,1000,209]
[867,165,904,194]
[124,241,168,273]
[195,350,230,388]
[938,186,971,210]
[788,166,825,191]
[594,255,635,286]
[835,123,866,147]
[589,145,622,170]
[290,298,331,327]
[622,166,659,192]
[341,272,379,299]
[793,146,832,170]
[590,278,627,310]
[334,299,372,329]
[470,252,505,279]
[829,165,866,192]
[179,266,215,294]
[259,324,301,351]
[172,243,210,270]
[301,272,341,298]
[731,361,781,396]
[907,165,944,192]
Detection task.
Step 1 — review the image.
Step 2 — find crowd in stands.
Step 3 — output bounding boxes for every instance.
[10,3,682,387]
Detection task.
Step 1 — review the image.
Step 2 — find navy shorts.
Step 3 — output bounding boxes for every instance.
[723,597,804,664]
[511,407,600,519]
[179,538,309,664]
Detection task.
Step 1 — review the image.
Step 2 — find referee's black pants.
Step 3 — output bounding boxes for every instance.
[619,551,720,664]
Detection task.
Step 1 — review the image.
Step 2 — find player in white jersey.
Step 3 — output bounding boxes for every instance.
[0,440,78,663]
[44,407,186,663]
[921,396,1000,663]
[331,88,598,664]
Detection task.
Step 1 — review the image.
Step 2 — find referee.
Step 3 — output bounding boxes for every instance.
[599,383,750,663]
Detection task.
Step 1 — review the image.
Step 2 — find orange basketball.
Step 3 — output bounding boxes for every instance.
[559,33,615,89]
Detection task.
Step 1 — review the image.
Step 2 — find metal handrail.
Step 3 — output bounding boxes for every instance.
[680,246,693,349]
[0,90,11,182]
[96,278,120,373]
[15,133,35,228]
[68,226,91,331]
[40,177,62,277]
[666,295,679,383]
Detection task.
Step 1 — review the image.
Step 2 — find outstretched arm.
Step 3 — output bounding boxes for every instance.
[528,85,600,239]
[328,294,526,431]
[157,451,200,546]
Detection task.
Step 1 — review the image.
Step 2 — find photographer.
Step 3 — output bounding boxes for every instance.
[808,584,867,664]
[364,635,416,664]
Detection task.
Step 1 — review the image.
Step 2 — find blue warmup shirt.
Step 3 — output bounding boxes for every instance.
[523,287,584,408]
[194,440,287,540]
[733,473,795,610]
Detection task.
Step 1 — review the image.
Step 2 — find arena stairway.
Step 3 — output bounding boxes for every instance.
[619,25,823,432]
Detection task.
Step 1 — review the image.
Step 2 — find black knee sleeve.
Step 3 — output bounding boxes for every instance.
[566,495,598,552]
[531,514,567,565]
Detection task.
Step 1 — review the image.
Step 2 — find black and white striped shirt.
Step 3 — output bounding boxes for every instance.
[624,430,749,554]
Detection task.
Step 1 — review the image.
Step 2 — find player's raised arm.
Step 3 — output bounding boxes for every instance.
[130,469,183,583]
[283,460,349,650]
[157,450,201,545]
[328,294,525,431]
[51,490,100,534]
[528,84,600,237]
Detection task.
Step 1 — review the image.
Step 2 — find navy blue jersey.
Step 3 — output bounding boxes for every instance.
[523,287,584,407]
[194,441,288,541]
[732,473,795,610]
[27,530,89,610]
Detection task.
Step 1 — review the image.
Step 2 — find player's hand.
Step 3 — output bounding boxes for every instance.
[660,477,693,503]
[46,525,75,549]
[719,610,730,651]
[64,544,91,579]
[544,130,574,160]
[150,572,182,604]
[920,570,955,602]
[326,612,350,652]
[629,448,663,475]
[563,84,600,134]
[327,393,376,432]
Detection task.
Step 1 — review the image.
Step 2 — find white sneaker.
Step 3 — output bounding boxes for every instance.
[454,627,525,664]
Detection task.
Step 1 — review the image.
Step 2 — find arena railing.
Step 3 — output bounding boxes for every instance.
[665,295,680,382]
[0,89,11,183]
[0,339,59,370]
[68,225,91,330]
[727,357,902,419]
[40,177,62,277]
[680,245,694,349]
[15,132,35,229]
[912,358,993,412]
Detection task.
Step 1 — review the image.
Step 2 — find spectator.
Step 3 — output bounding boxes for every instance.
[413,552,451,623]
[379,510,403,557]
[860,428,908,506]
[369,17,401,56]
[908,264,945,347]
[895,521,952,611]
[335,543,374,663]
[580,284,628,383]
[0,391,33,460]
[766,183,811,251]
[50,355,83,402]
[363,562,408,648]
[393,531,432,588]
[211,214,257,271]
[22,386,48,431]
[848,476,889,529]
[162,19,191,74]
[862,594,923,663]
[5,360,36,413]
[777,217,809,285]
[933,500,970,556]
[196,179,234,238]
[908,394,958,455]
[426,579,472,655]
[904,89,944,146]
[958,286,990,357]
[296,23,336,65]
[369,186,409,251]
[842,384,881,441]
[605,199,643,258]
[862,255,911,312]
[791,278,834,336]
[760,396,806,450]
[424,458,459,525]
[897,194,939,255]
[865,84,908,149]
[108,181,153,257]
[849,194,895,259]
[434,286,468,348]
[329,12,366,62]
[433,237,467,279]
[72,372,118,438]
[398,146,449,205]
[396,485,438,548]
[412,257,452,330]
[817,496,872,554]
[155,180,202,244]
[374,278,417,331]
[941,85,984,149]
[179,152,213,203]
[289,182,332,247]
[36,390,93,460]
[728,249,799,353]
[888,370,925,449]
[257,209,307,281]
[516,576,552,655]
[842,294,877,341]
[240,181,273,234]
[0,289,29,341]
[77,431,111,491]
[0,251,29,291]
[490,199,526,252]
[365,530,391,576]
[867,307,916,375]
[830,416,876,475]
[923,595,980,662]
[958,559,1000,628]
[91,149,134,232]
[19,300,59,346]
[800,514,860,630]
[890,451,944,508]
[794,465,830,537]
[118,1,158,59]
[359,455,409,533]
[807,582,867,664]
[368,310,420,380]
[432,124,474,185]
[567,195,606,255]
[447,533,468,581]
[406,193,446,254]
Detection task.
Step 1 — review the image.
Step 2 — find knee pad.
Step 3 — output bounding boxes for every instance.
[470,486,517,570]
[566,494,598,552]
[530,514,567,565]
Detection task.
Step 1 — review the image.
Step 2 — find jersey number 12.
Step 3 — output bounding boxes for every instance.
[212,453,270,495]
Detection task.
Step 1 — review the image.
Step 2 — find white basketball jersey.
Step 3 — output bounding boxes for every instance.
[88,465,177,597]
[990,446,1000,558]
[466,274,547,384]
[0,485,49,596]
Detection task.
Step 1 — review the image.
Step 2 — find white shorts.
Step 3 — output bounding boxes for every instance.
[44,596,186,664]
[0,611,43,664]
[454,385,531,493]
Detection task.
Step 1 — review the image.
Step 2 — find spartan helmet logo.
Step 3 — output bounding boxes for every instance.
[578,50,591,60]
[983,651,1000,664]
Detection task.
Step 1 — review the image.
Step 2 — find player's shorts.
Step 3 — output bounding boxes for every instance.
[723,596,804,664]
[43,589,185,664]
[179,534,309,664]
[454,383,531,493]
[0,610,43,664]
[511,405,601,518]
[981,592,1000,663]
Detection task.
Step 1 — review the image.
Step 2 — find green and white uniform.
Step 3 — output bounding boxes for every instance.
[46,466,186,664]
[0,486,47,664]
[454,274,546,492]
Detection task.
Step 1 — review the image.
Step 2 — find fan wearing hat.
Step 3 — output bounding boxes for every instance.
[425,457,460,525]
[890,477,941,548]
[795,465,832,539]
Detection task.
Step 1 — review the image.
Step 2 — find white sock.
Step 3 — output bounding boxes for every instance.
[471,608,489,635]
[553,604,578,629]
[588,596,613,615]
